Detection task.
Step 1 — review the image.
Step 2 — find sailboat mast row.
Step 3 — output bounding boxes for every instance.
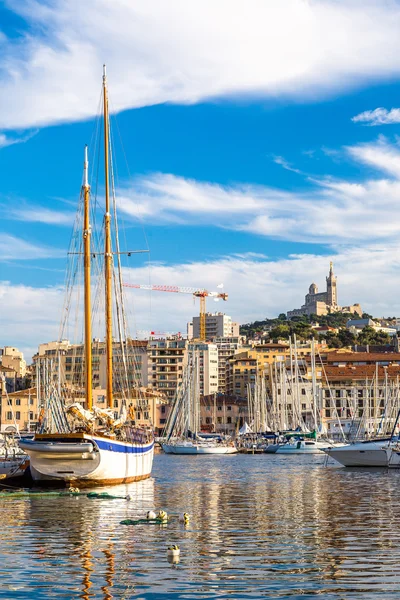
[83,145,92,411]
[103,64,113,409]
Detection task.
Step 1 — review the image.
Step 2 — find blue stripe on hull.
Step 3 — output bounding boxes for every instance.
[93,438,154,454]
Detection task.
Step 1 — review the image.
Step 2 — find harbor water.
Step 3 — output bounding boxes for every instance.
[1,453,399,599]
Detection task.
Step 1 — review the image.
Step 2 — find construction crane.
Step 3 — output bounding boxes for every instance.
[123,283,228,342]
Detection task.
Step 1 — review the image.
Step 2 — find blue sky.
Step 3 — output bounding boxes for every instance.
[3,0,400,358]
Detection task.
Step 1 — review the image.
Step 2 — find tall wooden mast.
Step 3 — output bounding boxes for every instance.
[83,145,93,410]
[103,65,113,408]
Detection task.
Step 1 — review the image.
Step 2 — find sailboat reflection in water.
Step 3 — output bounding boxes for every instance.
[20,67,154,484]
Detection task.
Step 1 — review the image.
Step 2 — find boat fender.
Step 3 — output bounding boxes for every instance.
[68,487,80,494]
[146,510,157,520]
[158,510,168,521]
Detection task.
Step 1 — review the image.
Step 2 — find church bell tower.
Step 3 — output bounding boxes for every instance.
[326,261,337,307]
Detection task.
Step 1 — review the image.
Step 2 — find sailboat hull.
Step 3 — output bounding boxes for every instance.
[20,435,154,485]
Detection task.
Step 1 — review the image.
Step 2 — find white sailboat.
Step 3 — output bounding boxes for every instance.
[20,67,154,485]
[161,351,237,455]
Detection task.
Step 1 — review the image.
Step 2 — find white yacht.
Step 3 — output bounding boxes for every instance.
[276,438,334,455]
[323,438,395,467]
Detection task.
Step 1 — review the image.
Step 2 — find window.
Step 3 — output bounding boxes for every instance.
[218,406,222,411]
[217,417,222,424]
[206,417,211,424]
[227,416,232,424]
[30,398,34,405]
[144,412,149,419]
[29,412,34,420]
[301,404,306,411]
[161,406,166,414]
[15,412,20,420]
[113,400,118,408]
[16,399,21,406]
[227,406,232,411]
[301,389,306,396]
[6,412,12,420]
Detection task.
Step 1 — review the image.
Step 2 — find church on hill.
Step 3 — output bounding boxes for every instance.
[287,263,362,319]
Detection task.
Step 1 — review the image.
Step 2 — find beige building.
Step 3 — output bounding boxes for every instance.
[226,343,290,398]
[188,312,239,341]
[0,387,38,433]
[200,396,248,434]
[287,263,362,318]
[0,346,26,377]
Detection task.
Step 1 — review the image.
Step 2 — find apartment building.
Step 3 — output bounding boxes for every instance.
[33,339,148,392]
[0,346,26,377]
[188,312,239,341]
[200,395,248,434]
[188,342,219,397]
[226,343,290,397]
[147,338,188,399]
[0,387,38,432]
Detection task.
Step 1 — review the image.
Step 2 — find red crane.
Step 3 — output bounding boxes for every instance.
[123,283,228,341]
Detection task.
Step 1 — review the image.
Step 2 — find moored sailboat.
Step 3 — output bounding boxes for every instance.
[161,351,237,455]
[20,67,154,485]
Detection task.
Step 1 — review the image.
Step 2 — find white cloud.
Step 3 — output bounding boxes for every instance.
[0,130,38,148]
[6,205,73,226]
[5,245,400,361]
[0,233,63,260]
[0,281,64,360]
[2,1,400,128]
[352,108,400,126]
[115,137,400,244]
[273,156,302,174]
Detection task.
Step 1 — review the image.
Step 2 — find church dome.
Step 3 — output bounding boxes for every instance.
[309,283,318,295]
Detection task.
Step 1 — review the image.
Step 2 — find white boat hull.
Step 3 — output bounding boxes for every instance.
[20,435,154,485]
[324,441,392,467]
[162,442,237,455]
[276,440,331,455]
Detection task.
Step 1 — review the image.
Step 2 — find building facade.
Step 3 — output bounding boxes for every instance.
[188,342,219,397]
[188,312,239,341]
[147,337,188,399]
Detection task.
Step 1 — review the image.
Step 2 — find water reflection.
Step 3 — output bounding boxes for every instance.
[0,457,399,598]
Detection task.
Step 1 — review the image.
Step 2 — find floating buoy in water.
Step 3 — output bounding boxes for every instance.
[146,510,157,520]
[179,512,190,524]
[68,487,80,494]
[158,510,168,521]
[167,545,180,558]
[126,494,133,501]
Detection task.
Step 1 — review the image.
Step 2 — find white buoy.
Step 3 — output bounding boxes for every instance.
[146,510,157,520]
[167,545,180,558]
